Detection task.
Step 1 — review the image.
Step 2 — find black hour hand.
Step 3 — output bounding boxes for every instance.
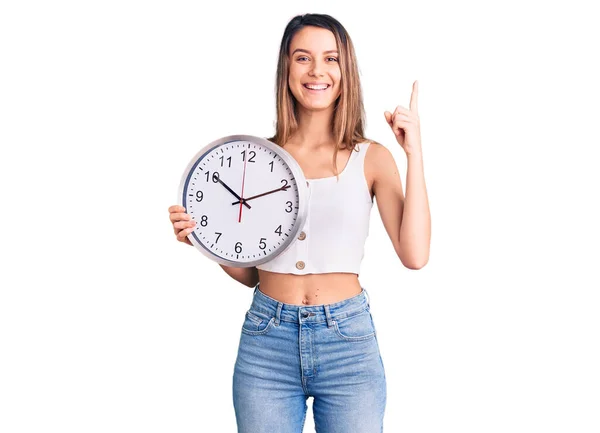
[217,178,251,209]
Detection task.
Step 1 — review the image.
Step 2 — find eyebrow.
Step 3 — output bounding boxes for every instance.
[291,48,339,55]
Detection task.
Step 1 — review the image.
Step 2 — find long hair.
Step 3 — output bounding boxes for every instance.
[268,13,374,177]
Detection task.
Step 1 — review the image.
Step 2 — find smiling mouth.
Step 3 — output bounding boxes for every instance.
[303,84,330,90]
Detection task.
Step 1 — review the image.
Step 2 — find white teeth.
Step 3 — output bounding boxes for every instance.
[304,84,329,90]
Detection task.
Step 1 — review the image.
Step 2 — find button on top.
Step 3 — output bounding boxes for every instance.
[298,231,306,241]
[296,261,305,270]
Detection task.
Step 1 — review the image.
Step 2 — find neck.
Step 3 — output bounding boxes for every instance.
[290,105,336,150]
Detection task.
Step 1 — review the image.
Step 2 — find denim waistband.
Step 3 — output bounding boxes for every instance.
[250,283,371,325]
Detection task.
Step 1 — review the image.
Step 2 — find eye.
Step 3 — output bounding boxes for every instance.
[297,56,309,61]
[327,57,338,62]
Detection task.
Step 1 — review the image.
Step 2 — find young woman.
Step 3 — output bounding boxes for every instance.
[168,13,430,433]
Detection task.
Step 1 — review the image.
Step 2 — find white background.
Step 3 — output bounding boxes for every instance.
[1,0,599,432]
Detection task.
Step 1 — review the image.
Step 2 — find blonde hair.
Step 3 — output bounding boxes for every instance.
[267,14,377,177]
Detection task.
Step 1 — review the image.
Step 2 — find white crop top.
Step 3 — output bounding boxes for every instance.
[257,141,373,275]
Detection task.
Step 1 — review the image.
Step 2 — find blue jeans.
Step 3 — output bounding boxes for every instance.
[232,284,387,432]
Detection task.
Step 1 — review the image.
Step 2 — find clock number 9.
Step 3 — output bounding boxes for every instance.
[259,238,267,250]
[235,242,243,253]
[196,191,204,202]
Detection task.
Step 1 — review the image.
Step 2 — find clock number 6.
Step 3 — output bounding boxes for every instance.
[235,242,243,253]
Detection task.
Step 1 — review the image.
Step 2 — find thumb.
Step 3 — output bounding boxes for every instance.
[384,111,393,125]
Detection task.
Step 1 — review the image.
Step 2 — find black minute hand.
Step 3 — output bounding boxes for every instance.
[217,178,251,209]
[231,184,290,205]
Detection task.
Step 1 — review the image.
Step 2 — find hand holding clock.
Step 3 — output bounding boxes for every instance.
[175,135,309,267]
[169,172,252,242]
[169,205,195,246]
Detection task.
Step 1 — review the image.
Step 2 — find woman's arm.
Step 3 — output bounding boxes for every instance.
[219,264,259,288]
[370,143,430,269]
[378,80,431,269]
[397,151,430,268]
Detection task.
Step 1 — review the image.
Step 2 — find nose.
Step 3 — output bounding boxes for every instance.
[309,59,325,77]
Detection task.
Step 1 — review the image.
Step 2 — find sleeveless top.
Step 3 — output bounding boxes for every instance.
[256,142,373,275]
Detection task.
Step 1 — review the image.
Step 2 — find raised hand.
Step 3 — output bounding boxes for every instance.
[384,80,422,156]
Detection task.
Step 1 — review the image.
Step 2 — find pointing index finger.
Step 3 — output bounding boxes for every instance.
[409,80,419,113]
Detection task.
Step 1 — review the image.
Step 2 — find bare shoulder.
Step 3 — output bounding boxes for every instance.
[364,140,394,163]
[364,140,399,190]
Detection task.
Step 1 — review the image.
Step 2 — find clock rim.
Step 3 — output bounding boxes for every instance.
[178,134,309,268]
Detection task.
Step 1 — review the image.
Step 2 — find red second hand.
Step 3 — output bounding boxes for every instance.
[238,152,248,223]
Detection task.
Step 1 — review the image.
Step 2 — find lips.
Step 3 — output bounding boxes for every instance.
[303,83,330,90]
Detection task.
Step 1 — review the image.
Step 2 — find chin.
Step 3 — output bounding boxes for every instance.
[299,100,336,112]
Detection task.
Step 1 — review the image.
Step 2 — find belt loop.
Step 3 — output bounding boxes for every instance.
[363,287,370,307]
[324,304,334,328]
[274,302,283,326]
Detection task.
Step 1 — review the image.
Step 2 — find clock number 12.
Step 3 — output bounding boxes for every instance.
[241,150,256,163]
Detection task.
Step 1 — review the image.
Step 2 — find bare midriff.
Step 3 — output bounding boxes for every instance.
[257,270,363,306]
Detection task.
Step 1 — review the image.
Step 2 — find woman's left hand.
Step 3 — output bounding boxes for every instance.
[384,80,422,156]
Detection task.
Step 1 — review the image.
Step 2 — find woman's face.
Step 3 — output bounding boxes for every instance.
[288,26,342,112]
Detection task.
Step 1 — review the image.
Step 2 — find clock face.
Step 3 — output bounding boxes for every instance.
[179,135,308,267]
